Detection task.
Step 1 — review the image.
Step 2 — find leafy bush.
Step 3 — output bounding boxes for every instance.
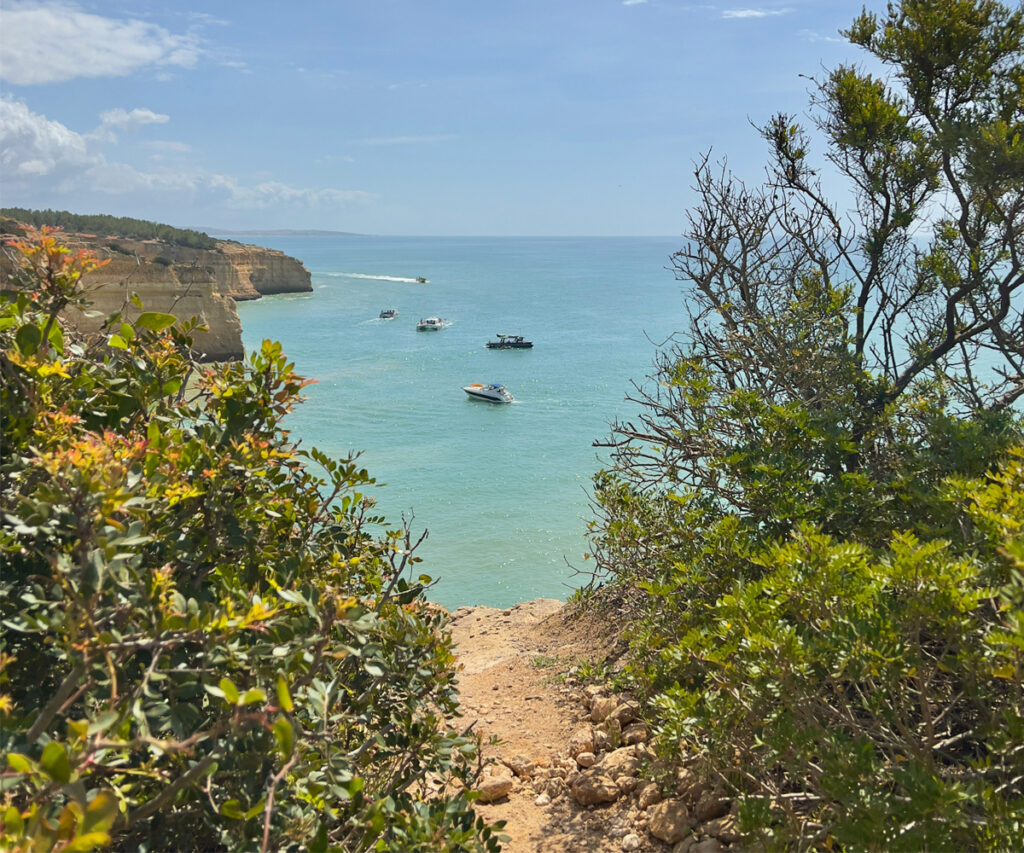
[648,475,1024,849]
[0,229,502,852]
[587,0,1024,847]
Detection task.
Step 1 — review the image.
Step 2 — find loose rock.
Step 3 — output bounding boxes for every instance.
[501,754,536,779]
[545,777,567,799]
[622,721,649,745]
[616,775,639,795]
[609,699,641,727]
[598,746,644,779]
[675,767,708,803]
[693,794,730,824]
[476,775,513,803]
[702,814,742,843]
[647,799,694,844]
[636,781,663,810]
[591,696,618,723]
[571,770,620,806]
[568,726,596,758]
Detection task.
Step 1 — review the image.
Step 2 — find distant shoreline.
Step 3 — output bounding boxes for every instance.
[198,228,365,237]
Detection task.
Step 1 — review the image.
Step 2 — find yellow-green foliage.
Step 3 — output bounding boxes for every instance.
[0,229,503,852]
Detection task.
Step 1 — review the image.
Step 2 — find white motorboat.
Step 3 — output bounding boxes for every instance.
[463,383,514,403]
[416,316,447,331]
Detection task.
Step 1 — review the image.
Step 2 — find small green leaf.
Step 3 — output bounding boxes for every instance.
[86,711,120,735]
[276,676,294,712]
[40,741,71,784]
[4,805,24,834]
[135,312,177,332]
[47,323,64,353]
[245,799,266,820]
[272,716,294,758]
[242,688,266,706]
[82,791,119,834]
[219,677,240,704]
[64,831,112,852]
[219,799,245,820]
[108,334,128,350]
[6,752,33,773]
[15,324,41,355]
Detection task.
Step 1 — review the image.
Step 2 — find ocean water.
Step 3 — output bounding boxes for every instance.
[228,235,684,609]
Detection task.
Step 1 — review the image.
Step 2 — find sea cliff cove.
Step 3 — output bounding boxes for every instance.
[230,233,683,610]
[3,1,1022,850]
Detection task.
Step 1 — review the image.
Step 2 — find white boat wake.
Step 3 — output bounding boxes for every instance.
[321,272,422,283]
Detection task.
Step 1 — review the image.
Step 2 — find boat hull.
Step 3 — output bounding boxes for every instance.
[486,334,533,348]
[463,384,514,403]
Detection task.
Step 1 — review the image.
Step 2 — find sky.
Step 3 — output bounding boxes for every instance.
[0,1,869,236]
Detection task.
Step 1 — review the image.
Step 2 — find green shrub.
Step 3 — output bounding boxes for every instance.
[648,477,1024,850]
[0,228,502,852]
[586,0,1024,847]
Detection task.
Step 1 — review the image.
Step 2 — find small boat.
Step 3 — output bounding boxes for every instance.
[415,276,427,283]
[416,317,447,331]
[379,308,397,319]
[463,383,514,403]
[486,333,533,349]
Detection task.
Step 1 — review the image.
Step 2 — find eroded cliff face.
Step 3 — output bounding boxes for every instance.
[64,279,244,362]
[1,230,312,361]
[214,241,312,301]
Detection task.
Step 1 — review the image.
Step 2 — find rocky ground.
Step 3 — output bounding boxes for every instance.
[446,599,745,853]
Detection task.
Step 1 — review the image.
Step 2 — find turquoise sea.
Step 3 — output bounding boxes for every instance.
[227,235,685,610]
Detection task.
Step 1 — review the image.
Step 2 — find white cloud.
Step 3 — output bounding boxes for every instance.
[0,1,201,85]
[798,28,844,44]
[0,96,372,211]
[0,96,98,180]
[100,108,171,129]
[623,1,648,6]
[722,8,792,19]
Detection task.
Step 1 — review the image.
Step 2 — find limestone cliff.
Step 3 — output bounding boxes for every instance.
[1,229,312,362]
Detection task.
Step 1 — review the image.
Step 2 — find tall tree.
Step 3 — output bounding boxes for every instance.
[588,2,1024,849]
[600,0,1023,551]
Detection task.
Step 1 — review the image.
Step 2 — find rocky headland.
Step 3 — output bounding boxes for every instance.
[1,228,311,361]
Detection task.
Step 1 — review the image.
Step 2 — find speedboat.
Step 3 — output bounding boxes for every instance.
[416,317,447,331]
[486,333,533,349]
[379,308,397,319]
[463,383,514,403]
[415,277,427,283]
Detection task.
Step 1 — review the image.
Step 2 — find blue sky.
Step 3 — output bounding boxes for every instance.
[1,1,866,235]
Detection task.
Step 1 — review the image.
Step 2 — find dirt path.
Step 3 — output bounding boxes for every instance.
[447,599,655,853]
